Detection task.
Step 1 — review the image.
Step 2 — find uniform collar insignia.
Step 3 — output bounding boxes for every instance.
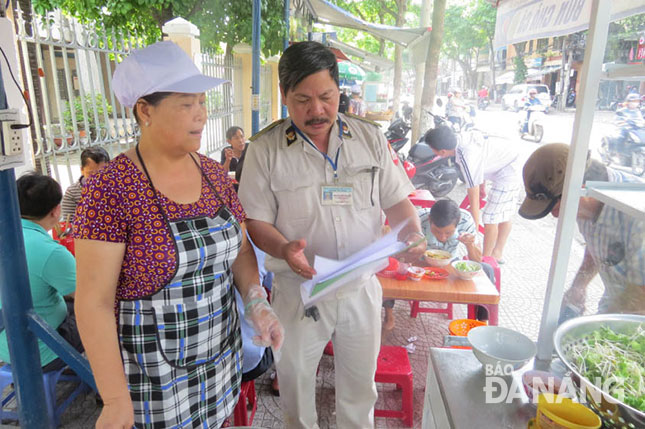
[339,118,352,139]
[285,125,297,146]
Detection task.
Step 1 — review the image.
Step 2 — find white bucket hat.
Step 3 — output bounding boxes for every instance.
[112,41,226,108]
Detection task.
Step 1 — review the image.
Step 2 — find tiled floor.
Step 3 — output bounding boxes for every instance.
[1,181,604,428]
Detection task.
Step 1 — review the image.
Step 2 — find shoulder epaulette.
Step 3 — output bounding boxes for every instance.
[249,119,286,142]
[344,113,380,127]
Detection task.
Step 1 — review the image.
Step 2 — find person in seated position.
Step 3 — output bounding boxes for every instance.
[220,126,248,173]
[0,173,84,371]
[61,146,110,222]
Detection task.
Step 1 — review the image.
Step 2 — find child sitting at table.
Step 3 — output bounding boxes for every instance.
[420,198,496,320]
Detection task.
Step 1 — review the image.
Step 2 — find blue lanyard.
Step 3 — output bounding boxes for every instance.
[292,118,344,180]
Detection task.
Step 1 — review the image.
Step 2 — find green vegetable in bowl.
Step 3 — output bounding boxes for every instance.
[567,324,645,412]
[454,261,479,272]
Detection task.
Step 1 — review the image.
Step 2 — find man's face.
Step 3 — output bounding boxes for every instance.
[81,159,107,178]
[430,222,457,244]
[282,70,340,142]
[228,129,245,151]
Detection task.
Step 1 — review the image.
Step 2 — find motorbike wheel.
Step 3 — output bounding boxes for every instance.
[422,176,458,198]
[632,151,645,177]
[533,124,544,143]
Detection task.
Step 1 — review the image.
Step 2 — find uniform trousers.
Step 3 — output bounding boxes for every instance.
[271,274,382,429]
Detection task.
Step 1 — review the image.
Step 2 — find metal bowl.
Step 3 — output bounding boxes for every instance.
[553,314,645,429]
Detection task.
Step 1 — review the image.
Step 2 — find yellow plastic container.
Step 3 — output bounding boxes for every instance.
[528,393,601,429]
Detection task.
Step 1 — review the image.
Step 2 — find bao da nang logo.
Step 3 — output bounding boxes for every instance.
[482,363,638,405]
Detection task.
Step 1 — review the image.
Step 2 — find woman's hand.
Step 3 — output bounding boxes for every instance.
[95,395,134,429]
[243,285,284,350]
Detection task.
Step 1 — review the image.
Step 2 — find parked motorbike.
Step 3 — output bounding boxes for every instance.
[406,110,463,197]
[519,104,546,143]
[599,117,645,176]
[384,117,411,153]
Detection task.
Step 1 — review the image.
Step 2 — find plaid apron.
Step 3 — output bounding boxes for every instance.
[119,148,243,428]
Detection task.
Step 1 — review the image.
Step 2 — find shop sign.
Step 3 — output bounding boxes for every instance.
[494,0,645,49]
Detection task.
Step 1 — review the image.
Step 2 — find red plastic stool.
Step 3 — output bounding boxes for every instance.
[233,380,257,426]
[408,301,453,319]
[374,346,413,427]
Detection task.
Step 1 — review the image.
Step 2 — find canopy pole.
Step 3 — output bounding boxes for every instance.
[282,0,290,119]
[251,0,261,135]
[535,0,611,362]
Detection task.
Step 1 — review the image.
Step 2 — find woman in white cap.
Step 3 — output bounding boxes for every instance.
[348,83,366,117]
[73,41,284,428]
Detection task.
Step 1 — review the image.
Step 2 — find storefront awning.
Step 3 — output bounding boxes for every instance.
[527,65,562,79]
[327,39,394,70]
[305,0,429,47]
[493,0,645,49]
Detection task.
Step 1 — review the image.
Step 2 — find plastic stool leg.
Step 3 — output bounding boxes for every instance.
[402,377,414,427]
[409,301,419,318]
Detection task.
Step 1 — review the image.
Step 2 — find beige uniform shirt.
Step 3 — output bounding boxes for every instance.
[238,114,414,274]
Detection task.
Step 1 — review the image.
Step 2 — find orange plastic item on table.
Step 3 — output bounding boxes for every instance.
[424,267,449,280]
[448,319,486,350]
[377,257,400,278]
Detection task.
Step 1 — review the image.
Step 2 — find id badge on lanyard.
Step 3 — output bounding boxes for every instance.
[293,118,352,206]
[321,184,353,206]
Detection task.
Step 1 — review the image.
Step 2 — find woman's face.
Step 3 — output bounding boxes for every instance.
[144,93,207,152]
[228,129,245,151]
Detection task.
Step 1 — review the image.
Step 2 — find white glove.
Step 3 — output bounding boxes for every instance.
[242,284,284,350]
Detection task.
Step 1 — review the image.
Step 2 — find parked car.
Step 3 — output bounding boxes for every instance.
[502,84,552,113]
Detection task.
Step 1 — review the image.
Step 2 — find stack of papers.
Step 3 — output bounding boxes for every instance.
[300,224,420,308]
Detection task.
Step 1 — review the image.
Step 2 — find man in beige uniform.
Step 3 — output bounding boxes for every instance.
[238,41,424,428]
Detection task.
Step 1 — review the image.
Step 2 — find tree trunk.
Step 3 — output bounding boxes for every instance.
[419,0,447,137]
[391,0,406,116]
[489,38,496,102]
[559,35,574,112]
[411,0,432,145]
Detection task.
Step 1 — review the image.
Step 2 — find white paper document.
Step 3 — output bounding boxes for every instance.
[300,223,415,308]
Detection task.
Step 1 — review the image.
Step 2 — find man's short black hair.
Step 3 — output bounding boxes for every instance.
[424,126,457,151]
[279,42,339,95]
[17,172,62,219]
[429,199,461,228]
[80,146,110,168]
[226,126,243,141]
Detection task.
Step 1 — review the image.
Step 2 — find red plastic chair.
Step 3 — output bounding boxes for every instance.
[233,380,257,427]
[466,256,500,325]
[374,346,413,427]
[459,187,487,234]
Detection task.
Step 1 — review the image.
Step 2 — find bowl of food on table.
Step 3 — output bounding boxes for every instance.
[452,260,482,280]
[407,266,425,281]
[424,249,452,267]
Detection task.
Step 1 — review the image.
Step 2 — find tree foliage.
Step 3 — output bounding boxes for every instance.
[513,54,527,83]
[32,0,287,56]
[604,14,645,63]
[441,2,489,91]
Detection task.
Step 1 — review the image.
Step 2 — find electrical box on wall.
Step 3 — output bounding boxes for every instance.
[0,17,28,171]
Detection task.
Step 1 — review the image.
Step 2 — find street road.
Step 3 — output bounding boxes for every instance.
[472,104,615,159]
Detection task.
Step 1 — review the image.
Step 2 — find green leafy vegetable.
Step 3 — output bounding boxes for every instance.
[454,261,480,272]
[567,324,645,412]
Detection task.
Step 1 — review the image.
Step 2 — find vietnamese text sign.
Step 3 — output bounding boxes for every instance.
[494,0,645,49]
